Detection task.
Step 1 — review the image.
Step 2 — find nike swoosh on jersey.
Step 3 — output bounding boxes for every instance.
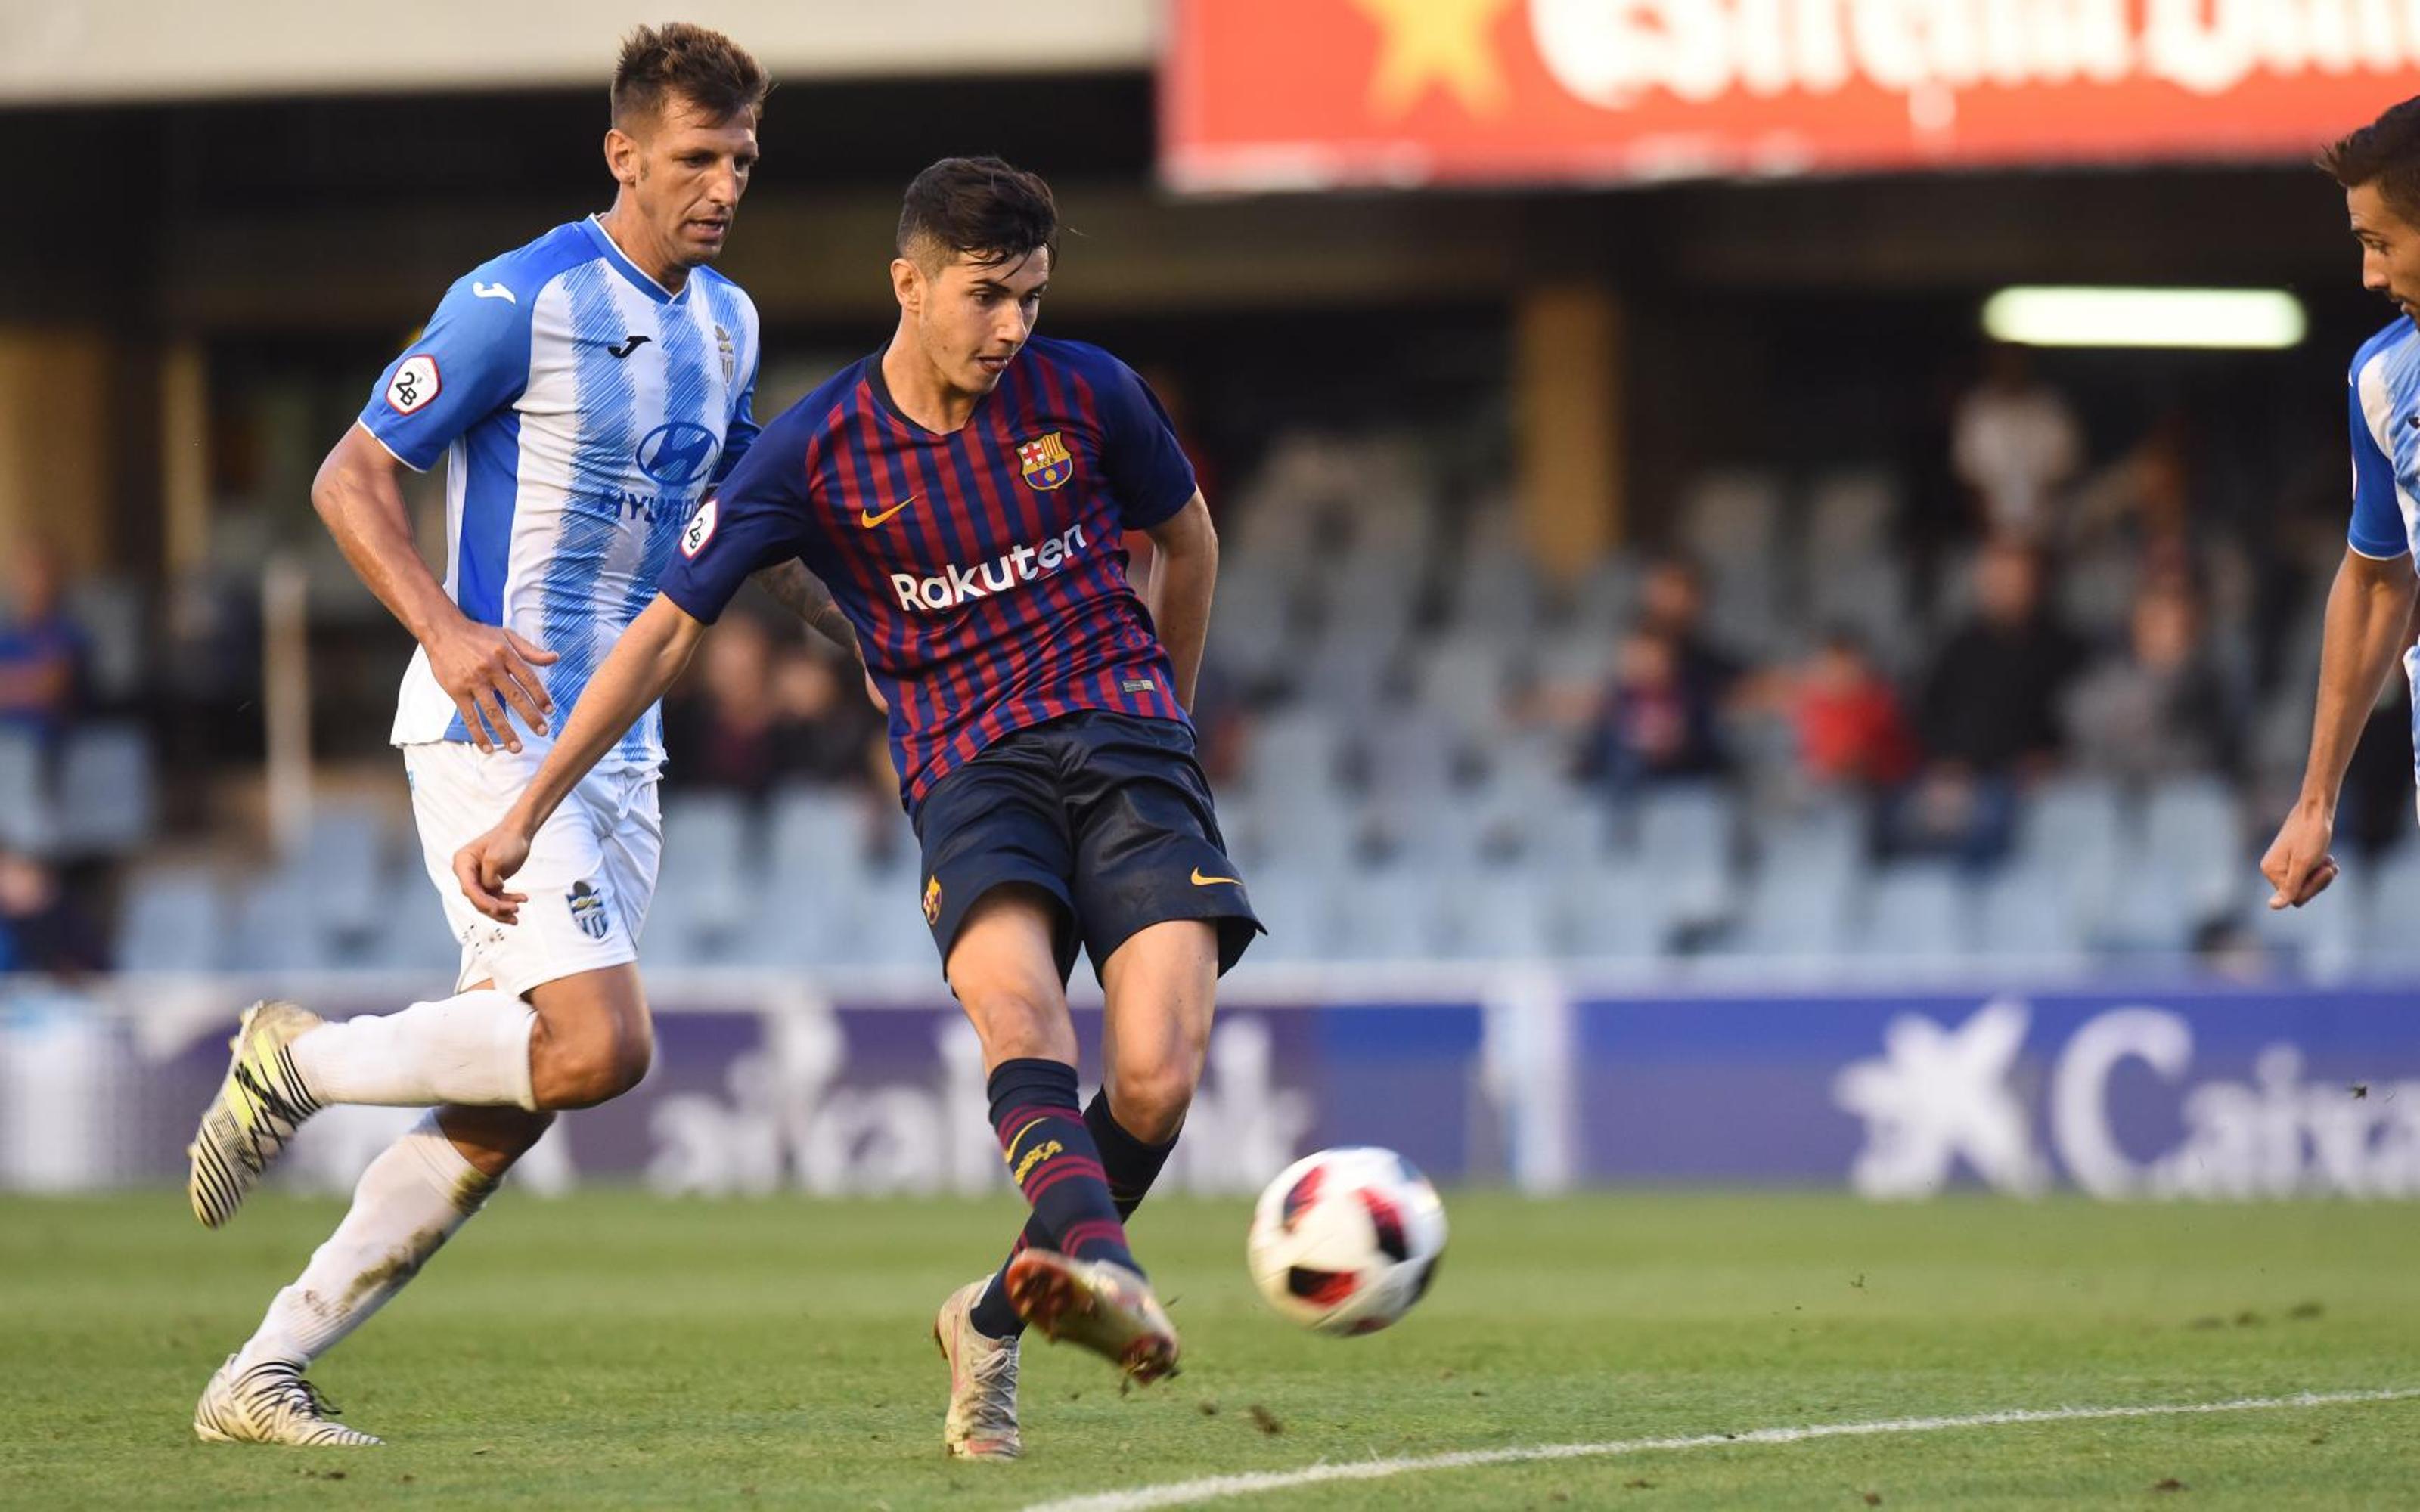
[472,282,516,304]
[861,495,917,528]
[1190,869,1242,887]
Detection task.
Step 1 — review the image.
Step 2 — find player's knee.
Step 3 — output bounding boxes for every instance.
[529,1018,653,1109]
[1107,1062,1196,1145]
[968,985,1070,1064]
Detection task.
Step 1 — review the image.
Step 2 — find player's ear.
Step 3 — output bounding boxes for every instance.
[603,126,641,190]
[889,256,921,313]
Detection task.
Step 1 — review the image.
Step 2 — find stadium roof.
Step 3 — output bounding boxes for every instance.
[0,0,1157,105]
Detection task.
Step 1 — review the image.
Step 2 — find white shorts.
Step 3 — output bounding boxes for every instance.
[404,741,662,998]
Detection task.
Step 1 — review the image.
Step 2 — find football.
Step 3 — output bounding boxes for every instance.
[1246,1146,1447,1334]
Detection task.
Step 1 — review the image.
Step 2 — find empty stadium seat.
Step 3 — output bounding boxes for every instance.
[52,722,156,856]
[1853,861,1975,965]
[116,863,225,972]
[0,729,49,853]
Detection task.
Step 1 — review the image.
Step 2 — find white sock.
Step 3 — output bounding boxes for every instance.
[233,1111,499,1371]
[290,990,537,1110]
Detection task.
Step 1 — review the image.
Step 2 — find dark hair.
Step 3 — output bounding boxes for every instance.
[611,23,769,130]
[2322,96,2420,219]
[896,156,1060,270]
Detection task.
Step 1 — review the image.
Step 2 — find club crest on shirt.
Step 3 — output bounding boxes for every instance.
[566,880,611,941]
[715,324,735,387]
[1017,432,1074,491]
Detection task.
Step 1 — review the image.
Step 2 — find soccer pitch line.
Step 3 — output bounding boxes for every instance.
[1024,1388,2420,1512]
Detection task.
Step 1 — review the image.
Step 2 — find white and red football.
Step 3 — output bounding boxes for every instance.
[1246,1146,1447,1335]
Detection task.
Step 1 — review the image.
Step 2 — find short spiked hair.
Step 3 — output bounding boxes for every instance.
[610,23,769,131]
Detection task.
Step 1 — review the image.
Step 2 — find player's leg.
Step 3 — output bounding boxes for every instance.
[949,888,1174,1374]
[966,919,1214,1345]
[194,753,659,1445]
[187,745,650,1228]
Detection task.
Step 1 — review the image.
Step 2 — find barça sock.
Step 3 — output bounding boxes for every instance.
[231,1111,499,1371]
[288,990,538,1111]
[970,1089,1176,1339]
[968,1060,1138,1337]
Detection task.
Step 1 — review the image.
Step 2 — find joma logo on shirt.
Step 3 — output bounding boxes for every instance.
[889,522,1088,612]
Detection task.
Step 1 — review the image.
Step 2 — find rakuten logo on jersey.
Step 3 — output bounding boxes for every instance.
[890,522,1088,612]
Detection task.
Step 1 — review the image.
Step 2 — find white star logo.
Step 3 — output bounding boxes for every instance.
[1833,998,2046,1198]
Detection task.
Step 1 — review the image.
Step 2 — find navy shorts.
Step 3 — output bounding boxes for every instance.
[913,711,1263,984]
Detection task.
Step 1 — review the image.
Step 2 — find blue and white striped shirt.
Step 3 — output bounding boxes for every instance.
[359,215,759,768]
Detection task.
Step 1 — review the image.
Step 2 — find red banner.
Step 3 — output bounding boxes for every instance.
[1163,0,2420,191]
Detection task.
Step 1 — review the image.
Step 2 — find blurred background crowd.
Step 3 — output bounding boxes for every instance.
[0,1,2412,983]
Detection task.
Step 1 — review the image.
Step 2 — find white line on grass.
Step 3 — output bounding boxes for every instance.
[1024,1388,2420,1512]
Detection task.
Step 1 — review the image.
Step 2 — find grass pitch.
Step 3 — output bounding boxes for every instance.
[3,1190,2416,1509]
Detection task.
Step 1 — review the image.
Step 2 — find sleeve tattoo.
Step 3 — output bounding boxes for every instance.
[752,560,860,656]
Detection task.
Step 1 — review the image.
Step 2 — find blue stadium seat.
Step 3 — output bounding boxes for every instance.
[0,728,50,853]
[2140,776,2244,921]
[1331,864,1443,962]
[52,722,155,855]
[116,863,225,972]
[1973,863,2087,967]
[1852,861,1975,966]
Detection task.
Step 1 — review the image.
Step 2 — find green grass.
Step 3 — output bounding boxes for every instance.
[3,1191,2418,1509]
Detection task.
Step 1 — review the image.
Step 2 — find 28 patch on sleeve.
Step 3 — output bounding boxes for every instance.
[680,497,718,559]
[386,355,442,415]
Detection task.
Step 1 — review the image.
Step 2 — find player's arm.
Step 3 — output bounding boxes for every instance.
[752,560,858,658]
[2263,372,2416,909]
[312,426,557,752]
[454,595,706,922]
[2262,548,2416,908]
[1140,492,1217,712]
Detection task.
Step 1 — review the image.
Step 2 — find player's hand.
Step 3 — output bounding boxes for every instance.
[2261,803,2341,910]
[455,823,534,924]
[426,618,557,754]
[863,671,888,714]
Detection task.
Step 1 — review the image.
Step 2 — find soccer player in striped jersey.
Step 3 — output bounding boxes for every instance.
[2264,97,2420,915]
[182,26,853,1447]
[455,157,1261,1458]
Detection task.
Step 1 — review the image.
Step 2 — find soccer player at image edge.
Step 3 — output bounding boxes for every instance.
[2266,96,2420,919]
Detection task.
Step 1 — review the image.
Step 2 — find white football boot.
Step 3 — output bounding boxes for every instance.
[186,1000,325,1228]
[935,1278,1022,1460]
[193,1356,381,1447]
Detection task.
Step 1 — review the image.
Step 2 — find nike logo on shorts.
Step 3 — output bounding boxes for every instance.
[1191,868,1241,887]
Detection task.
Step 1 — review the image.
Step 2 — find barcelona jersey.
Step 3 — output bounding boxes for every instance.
[659,336,1199,813]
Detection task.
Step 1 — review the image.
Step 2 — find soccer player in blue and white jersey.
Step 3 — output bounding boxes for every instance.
[2265,97,2420,912]
[182,26,844,1447]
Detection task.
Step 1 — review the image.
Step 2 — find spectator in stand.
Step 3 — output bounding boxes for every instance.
[1579,627,1729,792]
[2063,581,2243,782]
[1637,555,1746,705]
[661,610,778,797]
[0,544,84,746]
[767,640,886,791]
[1904,541,2084,860]
[1792,629,1921,792]
[0,847,106,977]
[1952,343,2083,542]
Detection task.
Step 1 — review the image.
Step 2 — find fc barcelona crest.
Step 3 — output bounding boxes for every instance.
[1017,432,1075,491]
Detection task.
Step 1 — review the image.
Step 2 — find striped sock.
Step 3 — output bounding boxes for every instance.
[975,1060,1136,1334]
[970,1089,1175,1339]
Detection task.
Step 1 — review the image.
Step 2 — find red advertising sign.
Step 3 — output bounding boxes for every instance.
[1163,0,2420,191]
